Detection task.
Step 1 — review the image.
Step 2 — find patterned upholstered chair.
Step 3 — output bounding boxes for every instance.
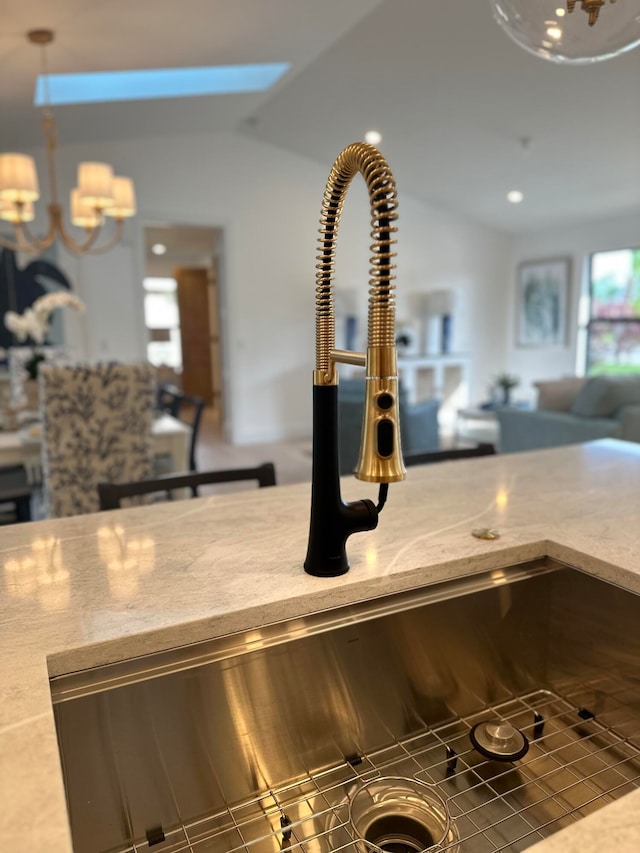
[39,363,155,518]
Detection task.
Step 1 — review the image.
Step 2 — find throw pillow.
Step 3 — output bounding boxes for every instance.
[534,377,587,412]
[571,376,640,418]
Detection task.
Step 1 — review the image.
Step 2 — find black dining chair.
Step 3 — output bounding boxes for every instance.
[0,465,32,523]
[97,462,277,511]
[156,384,205,473]
[404,443,496,467]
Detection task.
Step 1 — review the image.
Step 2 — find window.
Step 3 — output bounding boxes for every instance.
[585,248,640,375]
[143,277,182,369]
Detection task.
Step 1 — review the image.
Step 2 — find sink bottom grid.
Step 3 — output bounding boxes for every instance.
[121,685,640,853]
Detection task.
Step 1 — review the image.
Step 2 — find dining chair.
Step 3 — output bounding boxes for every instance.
[156,384,205,472]
[40,362,156,517]
[97,462,277,511]
[404,443,496,467]
[0,465,32,523]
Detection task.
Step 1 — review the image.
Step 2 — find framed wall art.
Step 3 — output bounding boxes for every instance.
[516,257,571,347]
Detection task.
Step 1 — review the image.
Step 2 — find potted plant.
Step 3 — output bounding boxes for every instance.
[4,292,85,408]
[494,372,520,406]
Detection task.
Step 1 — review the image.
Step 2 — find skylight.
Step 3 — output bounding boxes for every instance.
[34,62,290,106]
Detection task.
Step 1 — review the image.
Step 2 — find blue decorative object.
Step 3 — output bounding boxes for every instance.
[441,313,452,354]
[345,315,357,352]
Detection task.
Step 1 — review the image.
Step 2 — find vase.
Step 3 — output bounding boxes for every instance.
[425,315,442,355]
[441,314,453,354]
[500,387,512,406]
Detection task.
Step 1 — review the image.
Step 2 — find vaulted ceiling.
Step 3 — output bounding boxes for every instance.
[1,0,639,232]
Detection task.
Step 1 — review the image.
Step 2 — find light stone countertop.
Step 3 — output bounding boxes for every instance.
[1,438,640,853]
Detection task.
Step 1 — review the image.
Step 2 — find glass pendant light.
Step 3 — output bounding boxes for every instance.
[490,0,640,64]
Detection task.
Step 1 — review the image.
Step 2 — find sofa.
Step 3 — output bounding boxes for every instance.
[497,375,640,453]
[338,378,440,475]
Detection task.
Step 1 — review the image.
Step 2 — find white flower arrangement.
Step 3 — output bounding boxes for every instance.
[4,292,86,345]
[4,307,45,343]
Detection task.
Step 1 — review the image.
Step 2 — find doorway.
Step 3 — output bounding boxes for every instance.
[142,223,224,427]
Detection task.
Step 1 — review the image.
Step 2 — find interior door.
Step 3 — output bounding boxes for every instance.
[174,266,214,404]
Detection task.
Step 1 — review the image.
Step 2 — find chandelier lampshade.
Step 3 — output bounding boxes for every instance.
[70,190,101,229]
[105,177,137,219]
[0,154,40,204]
[77,162,115,209]
[490,0,640,64]
[0,199,35,223]
[0,29,136,256]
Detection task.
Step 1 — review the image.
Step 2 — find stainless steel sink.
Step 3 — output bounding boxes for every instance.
[50,558,640,852]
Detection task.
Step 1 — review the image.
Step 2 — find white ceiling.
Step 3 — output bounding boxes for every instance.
[1,0,639,233]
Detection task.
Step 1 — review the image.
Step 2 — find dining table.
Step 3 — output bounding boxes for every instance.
[0,412,191,484]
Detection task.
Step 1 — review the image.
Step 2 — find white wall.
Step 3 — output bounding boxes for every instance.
[507,211,640,403]
[395,196,512,406]
[38,130,510,443]
[58,244,144,364]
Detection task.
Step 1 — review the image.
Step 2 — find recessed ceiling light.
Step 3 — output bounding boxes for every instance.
[365,130,382,145]
[507,190,524,204]
[555,8,566,16]
[151,243,167,255]
[34,62,290,107]
[546,26,563,40]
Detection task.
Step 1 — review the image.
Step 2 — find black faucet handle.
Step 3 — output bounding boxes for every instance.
[304,495,379,578]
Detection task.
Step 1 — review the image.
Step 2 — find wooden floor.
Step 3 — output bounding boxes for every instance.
[195,407,313,489]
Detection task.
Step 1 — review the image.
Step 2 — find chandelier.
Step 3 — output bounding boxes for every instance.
[0,30,136,256]
[491,0,640,63]
[568,1,620,27]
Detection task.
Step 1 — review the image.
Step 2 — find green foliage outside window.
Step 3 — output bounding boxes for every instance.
[588,249,640,375]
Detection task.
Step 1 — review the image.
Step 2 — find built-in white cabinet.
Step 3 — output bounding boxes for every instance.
[398,354,470,427]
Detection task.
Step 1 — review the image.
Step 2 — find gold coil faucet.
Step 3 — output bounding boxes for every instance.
[305,143,406,577]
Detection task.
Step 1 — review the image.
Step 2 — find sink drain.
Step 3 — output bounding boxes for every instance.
[364,813,436,852]
[348,776,459,853]
[470,719,529,762]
